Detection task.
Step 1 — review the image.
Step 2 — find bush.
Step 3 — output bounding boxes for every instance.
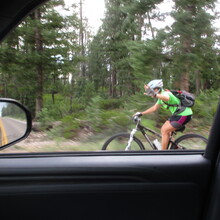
[38,94,87,136]
[111,112,131,128]
[85,96,131,132]
[39,94,85,121]
[193,89,220,125]
[123,92,154,112]
[99,98,123,110]
[60,114,83,139]
[37,107,55,129]
[42,89,218,140]
[47,113,86,139]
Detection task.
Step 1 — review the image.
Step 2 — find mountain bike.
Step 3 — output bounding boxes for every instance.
[102,115,208,151]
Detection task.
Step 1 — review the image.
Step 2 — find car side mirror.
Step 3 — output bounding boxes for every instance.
[0,98,32,151]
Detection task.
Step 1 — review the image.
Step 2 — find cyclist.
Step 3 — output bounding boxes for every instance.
[134,79,193,150]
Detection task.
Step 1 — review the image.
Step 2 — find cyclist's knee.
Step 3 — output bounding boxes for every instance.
[161,122,175,135]
[161,126,169,136]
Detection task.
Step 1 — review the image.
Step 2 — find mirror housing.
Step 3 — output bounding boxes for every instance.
[0,98,32,151]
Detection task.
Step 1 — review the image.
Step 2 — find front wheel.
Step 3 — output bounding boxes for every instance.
[171,134,208,150]
[102,133,145,151]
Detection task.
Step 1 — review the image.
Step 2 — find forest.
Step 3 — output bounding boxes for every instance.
[0,0,219,150]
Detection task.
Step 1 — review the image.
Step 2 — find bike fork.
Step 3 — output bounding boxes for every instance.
[125,128,137,151]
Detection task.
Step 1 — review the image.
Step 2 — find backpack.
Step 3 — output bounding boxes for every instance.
[168,90,195,107]
[163,90,195,115]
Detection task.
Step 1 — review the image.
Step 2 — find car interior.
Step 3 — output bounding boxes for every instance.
[0,1,220,220]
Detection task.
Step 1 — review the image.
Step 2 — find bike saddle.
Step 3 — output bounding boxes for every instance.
[175,125,185,132]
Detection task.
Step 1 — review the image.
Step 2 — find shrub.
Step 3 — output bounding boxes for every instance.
[61,114,82,139]
[193,89,220,125]
[111,112,130,128]
[85,96,131,132]
[47,113,86,139]
[99,98,123,110]
[37,107,55,129]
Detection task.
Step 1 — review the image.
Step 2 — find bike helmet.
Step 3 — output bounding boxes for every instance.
[147,79,163,90]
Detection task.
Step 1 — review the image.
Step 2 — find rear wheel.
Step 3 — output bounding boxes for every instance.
[102,133,145,151]
[171,134,208,150]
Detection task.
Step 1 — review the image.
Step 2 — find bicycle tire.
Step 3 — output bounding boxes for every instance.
[102,133,145,151]
[171,133,208,150]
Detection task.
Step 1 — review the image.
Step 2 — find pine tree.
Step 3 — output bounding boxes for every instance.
[167,0,218,91]
[0,0,81,117]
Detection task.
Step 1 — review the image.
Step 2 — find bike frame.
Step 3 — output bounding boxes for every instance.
[126,116,176,150]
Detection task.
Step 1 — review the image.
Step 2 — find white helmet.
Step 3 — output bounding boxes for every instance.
[147,79,163,90]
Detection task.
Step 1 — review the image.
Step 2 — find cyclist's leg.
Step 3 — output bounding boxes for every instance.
[166,115,192,149]
[161,121,176,150]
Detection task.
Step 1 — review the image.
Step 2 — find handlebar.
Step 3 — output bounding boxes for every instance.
[133,115,141,123]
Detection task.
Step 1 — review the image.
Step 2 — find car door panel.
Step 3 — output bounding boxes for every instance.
[0,154,211,220]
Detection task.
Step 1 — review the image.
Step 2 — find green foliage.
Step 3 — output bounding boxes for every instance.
[85,96,131,132]
[140,118,159,133]
[0,0,82,117]
[38,94,85,129]
[127,37,165,86]
[37,107,55,129]
[41,94,67,120]
[75,80,96,103]
[60,114,83,139]
[123,92,155,114]
[193,89,220,124]
[0,0,218,144]
[99,98,123,110]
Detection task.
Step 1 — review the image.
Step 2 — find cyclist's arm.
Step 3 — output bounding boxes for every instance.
[155,93,170,102]
[141,103,161,115]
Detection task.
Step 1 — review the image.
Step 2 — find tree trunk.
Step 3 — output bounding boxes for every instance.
[79,0,86,77]
[137,14,144,40]
[112,69,117,98]
[180,39,191,91]
[195,69,201,95]
[180,71,189,91]
[69,77,75,114]
[35,65,44,116]
[34,9,44,117]
[147,12,155,40]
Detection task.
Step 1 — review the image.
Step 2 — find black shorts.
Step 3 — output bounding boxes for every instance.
[168,115,192,129]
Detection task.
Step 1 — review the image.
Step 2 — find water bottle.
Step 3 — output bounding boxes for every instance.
[153,139,161,150]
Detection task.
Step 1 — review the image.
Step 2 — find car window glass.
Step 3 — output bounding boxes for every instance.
[0,0,219,153]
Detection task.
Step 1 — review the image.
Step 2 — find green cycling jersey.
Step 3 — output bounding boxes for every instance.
[156,90,193,116]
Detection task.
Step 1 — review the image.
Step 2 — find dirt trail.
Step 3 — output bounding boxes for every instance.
[1,131,82,153]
